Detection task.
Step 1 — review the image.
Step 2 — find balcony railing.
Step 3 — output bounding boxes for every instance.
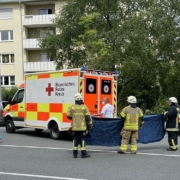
[22,14,55,27]
[23,38,40,49]
[24,61,56,72]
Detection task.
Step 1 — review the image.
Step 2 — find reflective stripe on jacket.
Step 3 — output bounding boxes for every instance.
[67,104,92,131]
[120,105,143,131]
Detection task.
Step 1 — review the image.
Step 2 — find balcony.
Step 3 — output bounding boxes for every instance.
[24,61,56,72]
[22,14,55,27]
[23,38,41,50]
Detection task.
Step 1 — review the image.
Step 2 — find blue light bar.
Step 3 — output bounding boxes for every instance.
[81,66,87,71]
[114,70,119,74]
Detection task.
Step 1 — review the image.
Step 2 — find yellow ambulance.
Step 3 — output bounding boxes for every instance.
[3,67,119,139]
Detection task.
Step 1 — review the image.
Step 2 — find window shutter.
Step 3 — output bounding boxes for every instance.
[0,8,13,19]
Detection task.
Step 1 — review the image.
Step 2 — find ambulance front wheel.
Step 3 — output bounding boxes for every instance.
[5,119,15,133]
[50,123,60,140]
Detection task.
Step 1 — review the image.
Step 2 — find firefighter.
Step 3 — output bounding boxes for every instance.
[117,96,144,154]
[67,93,93,158]
[164,97,179,151]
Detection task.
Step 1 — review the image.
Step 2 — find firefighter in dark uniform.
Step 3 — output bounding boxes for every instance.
[67,93,93,158]
[117,96,144,154]
[164,97,179,151]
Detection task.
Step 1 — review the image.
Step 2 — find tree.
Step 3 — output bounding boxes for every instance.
[1,87,18,101]
[40,0,180,112]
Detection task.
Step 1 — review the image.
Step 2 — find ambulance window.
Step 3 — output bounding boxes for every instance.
[101,80,111,94]
[86,78,96,94]
[13,89,24,104]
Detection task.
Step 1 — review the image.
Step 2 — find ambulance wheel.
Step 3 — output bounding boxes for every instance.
[5,120,15,133]
[50,123,60,140]
[35,129,43,133]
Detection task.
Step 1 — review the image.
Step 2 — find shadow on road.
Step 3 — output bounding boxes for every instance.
[12,129,72,141]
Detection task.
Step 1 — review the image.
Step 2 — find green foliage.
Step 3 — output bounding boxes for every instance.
[148,94,169,115]
[159,64,180,102]
[39,0,180,112]
[72,12,113,69]
[2,87,18,101]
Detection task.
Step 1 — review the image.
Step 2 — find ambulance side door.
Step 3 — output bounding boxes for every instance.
[10,89,25,127]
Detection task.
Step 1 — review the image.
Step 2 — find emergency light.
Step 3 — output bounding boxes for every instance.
[114,70,119,75]
[81,66,87,71]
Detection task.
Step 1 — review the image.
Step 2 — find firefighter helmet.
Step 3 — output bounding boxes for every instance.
[74,93,83,100]
[127,96,137,103]
[168,97,178,103]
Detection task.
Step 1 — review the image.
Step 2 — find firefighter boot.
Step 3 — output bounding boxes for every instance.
[73,150,78,158]
[131,151,137,154]
[117,150,126,154]
[167,148,177,151]
[81,150,90,158]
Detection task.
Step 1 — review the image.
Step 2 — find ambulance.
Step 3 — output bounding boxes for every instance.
[3,67,119,140]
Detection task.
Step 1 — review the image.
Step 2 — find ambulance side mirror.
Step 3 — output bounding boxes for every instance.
[8,97,12,105]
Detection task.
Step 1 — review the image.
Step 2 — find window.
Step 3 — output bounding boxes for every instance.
[10,76,15,85]
[4,76,9,86]
[40,30,53,38]
[11,54,14,63]
[39,9,52,15]
[86,78,97,94]
[1,31,8,40]
[2,55,9,63]
[1,76,15,86]
[101,80,111,94]
[41,53,49,62]
[13,89,24,104]
[0,8,13,19]
[0,54,14,63]
[0,30,13,41]
[41,53,53,62]
[10,30,13,40]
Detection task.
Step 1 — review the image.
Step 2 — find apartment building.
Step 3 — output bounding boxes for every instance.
[0,0,66,87]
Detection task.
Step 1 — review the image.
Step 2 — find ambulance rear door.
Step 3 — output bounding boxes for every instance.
[99,76,114,113]
[83,74,98,115]
[83,72,114,116]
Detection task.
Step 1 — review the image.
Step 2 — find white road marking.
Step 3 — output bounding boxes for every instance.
[137,152,180,157]
[0,144,72,150]
[0,144,180,157]
[0,172,87,180]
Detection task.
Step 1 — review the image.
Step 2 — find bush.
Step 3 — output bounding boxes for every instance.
[1,87,18,101]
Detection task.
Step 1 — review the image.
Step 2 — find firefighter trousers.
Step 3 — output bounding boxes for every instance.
[167,131,178,150]
[72,131,86,155]
[120,128,138,153]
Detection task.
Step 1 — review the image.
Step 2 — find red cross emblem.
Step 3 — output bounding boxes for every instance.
[46,83,54,96]
[88,84,94,92]
[104,85,109,93]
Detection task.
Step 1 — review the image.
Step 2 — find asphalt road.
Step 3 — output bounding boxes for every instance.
[0,127,179,180]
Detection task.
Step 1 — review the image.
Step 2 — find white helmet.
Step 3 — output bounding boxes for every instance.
[74,93,83,100]
[127,96,137,103]
[168,97,178,103]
